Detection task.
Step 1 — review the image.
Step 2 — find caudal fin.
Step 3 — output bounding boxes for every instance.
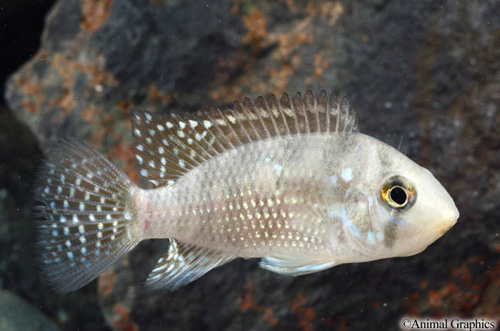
[33,139,141,293]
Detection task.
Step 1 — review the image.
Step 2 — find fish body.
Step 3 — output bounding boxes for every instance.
[34,91,459,292]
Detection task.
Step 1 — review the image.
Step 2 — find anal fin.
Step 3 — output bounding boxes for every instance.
[259,256,336,276]
[146,239,234,291]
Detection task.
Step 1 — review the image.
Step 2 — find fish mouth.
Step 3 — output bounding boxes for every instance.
[429,203,459,236]
[422,217,457,242]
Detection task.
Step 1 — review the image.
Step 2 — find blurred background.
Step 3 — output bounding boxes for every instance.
[1,0,499,330]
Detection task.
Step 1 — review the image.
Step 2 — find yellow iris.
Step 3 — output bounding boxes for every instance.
[381,179,415,209]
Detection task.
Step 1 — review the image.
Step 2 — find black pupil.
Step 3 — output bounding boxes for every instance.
[390,186,407,205]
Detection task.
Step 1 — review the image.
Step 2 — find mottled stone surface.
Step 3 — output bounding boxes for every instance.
[0,290,60,331]
[4,0,500,330]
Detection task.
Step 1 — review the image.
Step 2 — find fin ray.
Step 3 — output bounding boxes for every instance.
[34,139,141,293]
[260,256,336,276]
[131,90,357,187]
[146,239,234,291]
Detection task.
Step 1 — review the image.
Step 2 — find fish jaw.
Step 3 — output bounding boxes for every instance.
[386,168,459,258]
[418,200,458,248]
[417,172,459,244]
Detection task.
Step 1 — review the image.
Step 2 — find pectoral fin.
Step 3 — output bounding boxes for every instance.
[259,256,336,276]
[146,239,235,291]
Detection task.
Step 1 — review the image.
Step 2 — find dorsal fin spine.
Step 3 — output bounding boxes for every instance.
[296,92,310,134]
[257,97,274,138]
[321,91,330,133]
[131,90,357,187]
[189,115,218,160]
[230,106,252,144]
[197,112,225,155]
[221,108,244,146]
[171,116,206,166]
[268,94,283,135]
[287,93,301,134]
[341,98,355,133]
[216,108,241,147]
[340,98,348,132]
[265,95,281,136]
[277,94,292,135]
[333,95,341,132]
[164,132,198,169]
[254,97,271,138]
[185,116,219,165]
[241,99,263,141]
[312,91,321,133]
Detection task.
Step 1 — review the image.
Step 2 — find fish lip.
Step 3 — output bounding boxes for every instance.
[420,217,457,239]
[431,202,459,234]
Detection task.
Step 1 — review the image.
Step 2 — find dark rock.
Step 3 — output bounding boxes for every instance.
[0,0,56,106]
[0,290,60,331]
[4,0,500,330]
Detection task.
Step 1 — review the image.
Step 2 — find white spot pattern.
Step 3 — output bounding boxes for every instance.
[34,139,139,293]
[341,168,353,182]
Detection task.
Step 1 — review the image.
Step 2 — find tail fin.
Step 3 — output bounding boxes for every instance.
[33,139,141,293]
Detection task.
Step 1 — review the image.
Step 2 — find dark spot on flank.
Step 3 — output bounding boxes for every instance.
[384,222,398,248]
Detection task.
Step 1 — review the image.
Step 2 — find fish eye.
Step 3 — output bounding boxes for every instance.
[389,186,408,205]
[380,176,416,210]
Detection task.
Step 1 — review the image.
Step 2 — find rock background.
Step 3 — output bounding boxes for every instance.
[2,0,500,330]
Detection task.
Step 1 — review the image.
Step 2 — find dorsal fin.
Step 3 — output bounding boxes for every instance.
[131,90,358,187]
[382,133,408,155]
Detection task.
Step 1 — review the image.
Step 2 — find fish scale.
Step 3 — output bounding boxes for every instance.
[139,136,337,257]
[33,90,459,293]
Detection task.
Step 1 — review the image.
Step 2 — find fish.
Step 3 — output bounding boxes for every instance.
[33,90,459,293]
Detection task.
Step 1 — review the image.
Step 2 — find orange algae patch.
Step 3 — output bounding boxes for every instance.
[404,257,499,318]
[324,316,348,331]
[15,54,45,114]
[283,0,299,13]
[263,307,279,327]
[149,83,174,104]
[106,140,139,184]
[98,269,117,299]
[20,100,38,114]
[238,281,280,326]
[49,89,77,115]
[116,100,133,114]
[82,105,103,122]
[310,54,332,82]
[319,1,344,26]
[239,287,254,312]
[209,7,315,104]
[50,51,117,102]
[242,9,269,54]
[290,293,316,331]
[112,303,139,331]
[81,0,113,32]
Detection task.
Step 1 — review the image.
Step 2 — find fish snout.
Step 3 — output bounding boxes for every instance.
[434,202,459,234]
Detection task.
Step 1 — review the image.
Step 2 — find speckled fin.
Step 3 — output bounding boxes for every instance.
[145,239,235,291]
[33,139,140,293]
[260,256,336,276]
[131,90,357,187]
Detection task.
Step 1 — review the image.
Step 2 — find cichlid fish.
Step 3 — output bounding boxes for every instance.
[34,90,459,293]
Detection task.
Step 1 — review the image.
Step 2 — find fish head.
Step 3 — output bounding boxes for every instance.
[359,140,459,259]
